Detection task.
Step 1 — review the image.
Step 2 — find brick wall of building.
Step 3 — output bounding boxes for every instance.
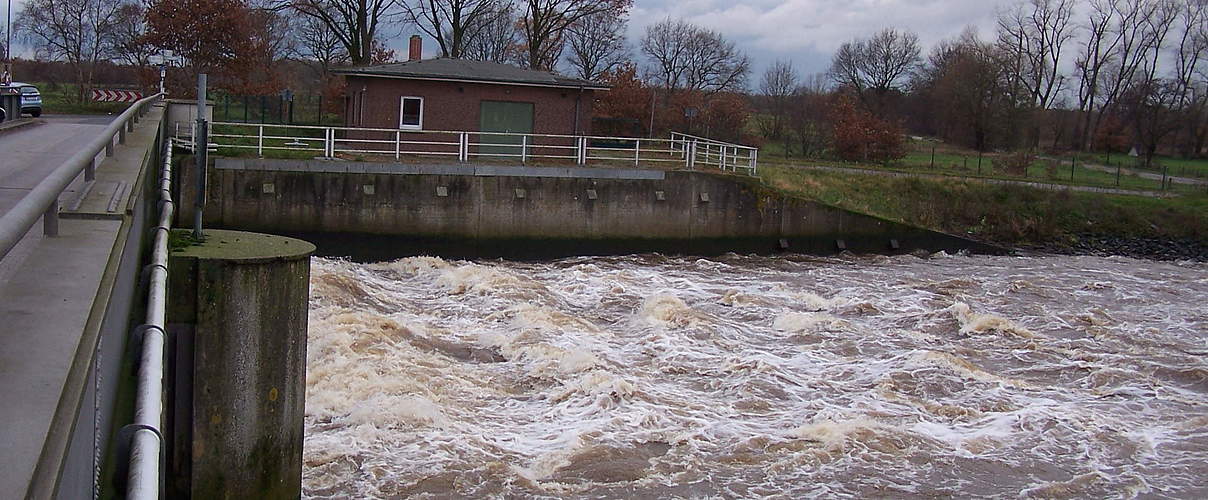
[344,75,596,135]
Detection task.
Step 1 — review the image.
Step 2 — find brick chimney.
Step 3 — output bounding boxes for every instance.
[408,35,422,62]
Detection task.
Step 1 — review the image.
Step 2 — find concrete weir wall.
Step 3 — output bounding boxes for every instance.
[191,158,1001,258]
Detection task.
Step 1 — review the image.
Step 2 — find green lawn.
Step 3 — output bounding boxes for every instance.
[761,138,1208,195]
[757,164,1208,246]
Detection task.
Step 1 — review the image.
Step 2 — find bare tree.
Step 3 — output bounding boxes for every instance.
[1121,78,1182,169]
[297,14,348,72]
[996,0,1076,111]
[641,18,692,91]
[828,27,921,114]
[519,0,630,70]
[282,0,398,66]
[563,11,627,81]
[1074,0,1179,151]
[1170,0,1208,156]
[786,73,831,158]
[249,0,297,62]
[916,29,1016,152]
[108,2,157,69]
[641,18,749,94]
[463,1,521,63]
[757,59,798,147]
[402,0,499,58]
[17,0,121,100]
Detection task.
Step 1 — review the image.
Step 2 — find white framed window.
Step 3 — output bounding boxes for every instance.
[399,96,424,130]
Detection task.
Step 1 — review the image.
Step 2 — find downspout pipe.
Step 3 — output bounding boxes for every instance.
[574,84,583,135]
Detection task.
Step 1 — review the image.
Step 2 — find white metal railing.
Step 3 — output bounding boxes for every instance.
[0,93,163,260]
[669,131,759,175]
[175,122,758,175]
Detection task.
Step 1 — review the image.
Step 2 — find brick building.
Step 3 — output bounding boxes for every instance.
[332,37,606,151]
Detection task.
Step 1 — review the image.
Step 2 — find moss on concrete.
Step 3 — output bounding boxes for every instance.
[170,229,314,262]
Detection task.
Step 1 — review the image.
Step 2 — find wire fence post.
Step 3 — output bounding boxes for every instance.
[194,73,209,240]
[1070,154,1076,182]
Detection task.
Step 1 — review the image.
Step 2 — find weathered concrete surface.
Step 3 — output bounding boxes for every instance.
[188,158,1002,258]
[0,107,164,499]
[166,229,313,500]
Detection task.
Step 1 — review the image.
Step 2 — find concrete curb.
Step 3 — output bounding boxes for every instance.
[0,118,42,135]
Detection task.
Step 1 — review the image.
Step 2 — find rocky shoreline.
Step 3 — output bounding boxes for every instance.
[1029,235,1208,262]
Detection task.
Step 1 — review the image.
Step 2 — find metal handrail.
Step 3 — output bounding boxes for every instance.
[0,93,164,260]
[125,135,174,499]
[182,121,758,174]
[669,131,746,148]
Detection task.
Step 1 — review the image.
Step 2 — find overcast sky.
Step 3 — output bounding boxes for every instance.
[4,0,1007,80]
[623,0,1004,79]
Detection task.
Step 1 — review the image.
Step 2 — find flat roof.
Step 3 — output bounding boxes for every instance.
[333,58,608,91]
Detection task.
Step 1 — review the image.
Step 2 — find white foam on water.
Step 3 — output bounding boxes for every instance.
[302,254,1208,498]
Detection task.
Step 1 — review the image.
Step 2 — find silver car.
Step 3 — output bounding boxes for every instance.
[11,82,43,117]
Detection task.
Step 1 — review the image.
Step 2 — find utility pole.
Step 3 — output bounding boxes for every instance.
[194,73,208,239]
[4,0,12,85]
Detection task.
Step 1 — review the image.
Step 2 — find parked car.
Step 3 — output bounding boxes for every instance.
[11,82,42,117]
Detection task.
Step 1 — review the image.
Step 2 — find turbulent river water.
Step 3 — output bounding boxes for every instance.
[302,253,1208,499]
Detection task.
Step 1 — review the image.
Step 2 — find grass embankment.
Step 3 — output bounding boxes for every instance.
[760,164,1208,250]
[31,82,130,115]
[761,139,1208,195]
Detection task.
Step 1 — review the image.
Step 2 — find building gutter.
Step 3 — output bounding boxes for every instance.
[335,72,608,91]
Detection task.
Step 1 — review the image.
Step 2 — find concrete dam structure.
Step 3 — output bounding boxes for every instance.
[187,158,1002,259]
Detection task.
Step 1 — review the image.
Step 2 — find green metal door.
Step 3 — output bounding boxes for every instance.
[478,101,534,159]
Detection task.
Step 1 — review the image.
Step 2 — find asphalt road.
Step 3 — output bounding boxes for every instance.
[0,114,116,216]
[0,113,117,285]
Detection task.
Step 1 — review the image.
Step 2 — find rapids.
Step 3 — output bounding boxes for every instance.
[302,252,1208,498]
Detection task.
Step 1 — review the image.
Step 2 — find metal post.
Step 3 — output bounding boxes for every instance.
[977,151,983,175]
[42,200,58,236]
[394,130,400,160]
[119,124,127,145]
[930,144,935,168]
[85,158,95,181]
[257,125,263,157]
[521,135,528,164]
[195,73,208,240]
[106,135,114,157]
[634,139,640,166]
[1070,154,1076,181]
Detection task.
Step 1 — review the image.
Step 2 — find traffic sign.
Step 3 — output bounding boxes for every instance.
[91,89,144,103]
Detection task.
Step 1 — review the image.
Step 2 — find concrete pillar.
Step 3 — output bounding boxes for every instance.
[166,229,314,499]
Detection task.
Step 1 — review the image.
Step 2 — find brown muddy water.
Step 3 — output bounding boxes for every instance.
[302,253,1208,499]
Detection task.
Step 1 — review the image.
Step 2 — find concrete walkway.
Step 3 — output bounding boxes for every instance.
[0,107,162,498]
[1076,161,1208,187]
[786,164,1172,198]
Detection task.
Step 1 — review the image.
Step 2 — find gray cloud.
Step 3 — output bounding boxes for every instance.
[626,0,1004,84]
